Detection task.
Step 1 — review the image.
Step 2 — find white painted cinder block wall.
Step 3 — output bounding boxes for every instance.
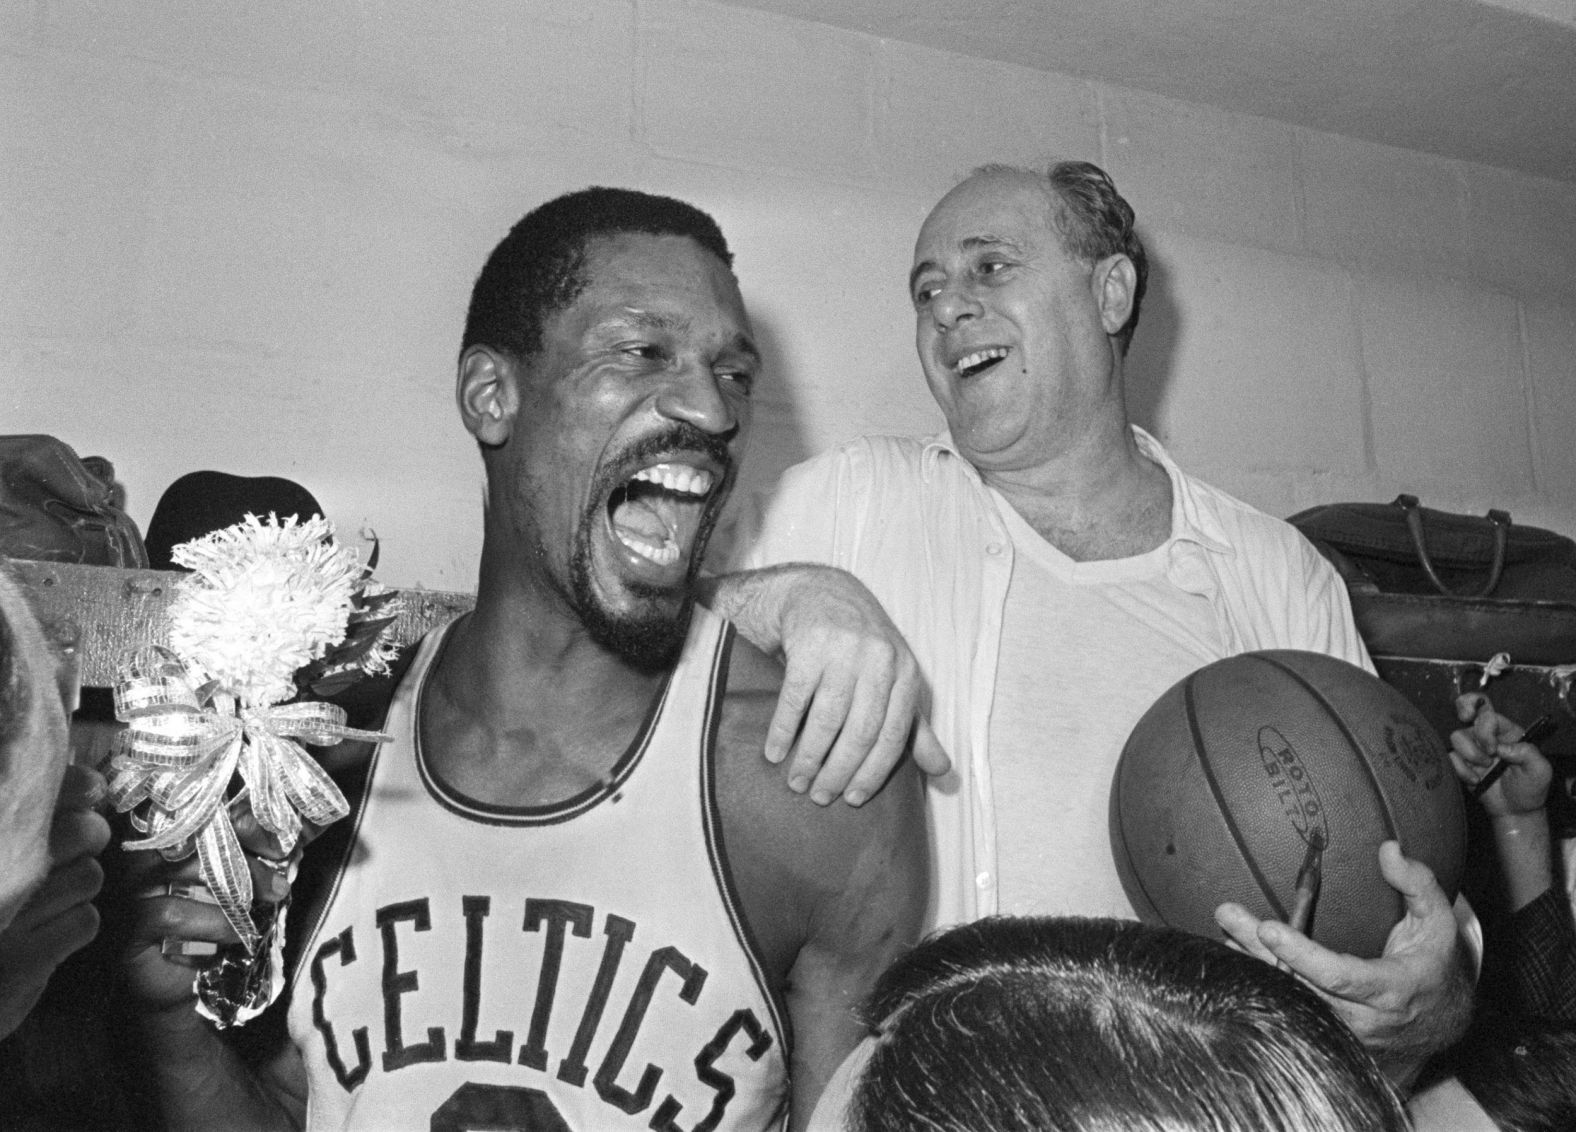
[4,0,1574,591]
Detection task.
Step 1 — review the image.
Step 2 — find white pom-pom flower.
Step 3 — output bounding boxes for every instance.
[167,513,366,707]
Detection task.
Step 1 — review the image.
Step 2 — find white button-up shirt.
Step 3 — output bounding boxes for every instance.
[727,426,1377,927]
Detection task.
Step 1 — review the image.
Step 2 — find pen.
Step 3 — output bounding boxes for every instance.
[1469,714,1557,802]
[1287,830,1325,936]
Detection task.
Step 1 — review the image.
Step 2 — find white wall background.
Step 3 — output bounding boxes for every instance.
[5,0,1574,591]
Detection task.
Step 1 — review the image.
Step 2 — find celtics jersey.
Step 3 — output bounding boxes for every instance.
[286,607,790,1131]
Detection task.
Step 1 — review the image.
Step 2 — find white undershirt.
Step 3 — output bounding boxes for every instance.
[987,488,1226,917]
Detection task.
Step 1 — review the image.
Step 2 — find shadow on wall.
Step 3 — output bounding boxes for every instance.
[707,308,811,566]
[1123,236,1180,438]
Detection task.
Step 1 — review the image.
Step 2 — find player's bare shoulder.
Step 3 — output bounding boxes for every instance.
[712,629,927,982]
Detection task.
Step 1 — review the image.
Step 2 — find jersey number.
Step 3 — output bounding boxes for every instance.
[431,1082,571,1132]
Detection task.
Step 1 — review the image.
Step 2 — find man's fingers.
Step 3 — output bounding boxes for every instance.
[823,681,919,806]
[786,678,859,795]
[1454,692,1486,724]
[1448,724,1493,769]
[1216,900,1379,1003]
[56,764,108,811]
[1213,903,1277,964]
[134,888,242,948]
[227,798,292,861]
[909,719,950,777]
[19,899,101,967]
[49,805,111,861]
[808,674,895,801]
[1376,841,1447,915]
[763,663,821,766]
[248,854,294,904]
[19,855,104,925]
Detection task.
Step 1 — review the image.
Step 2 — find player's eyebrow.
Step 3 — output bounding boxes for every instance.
[725,331,762,364]
[618,309,760,363]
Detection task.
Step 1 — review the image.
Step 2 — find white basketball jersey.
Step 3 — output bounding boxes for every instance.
[287,608,790,1131]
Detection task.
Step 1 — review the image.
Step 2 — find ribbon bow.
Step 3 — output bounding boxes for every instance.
[110,647,387,952]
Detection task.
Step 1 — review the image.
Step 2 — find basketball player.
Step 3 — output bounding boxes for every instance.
[120,188,927,1131]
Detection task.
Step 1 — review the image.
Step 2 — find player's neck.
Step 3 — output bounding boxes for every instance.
[421,600,669,806]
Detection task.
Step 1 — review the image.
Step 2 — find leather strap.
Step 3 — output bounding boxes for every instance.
[1396,494,1509,598]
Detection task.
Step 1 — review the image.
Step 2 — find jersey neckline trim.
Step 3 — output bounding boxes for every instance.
[413,616,676,827]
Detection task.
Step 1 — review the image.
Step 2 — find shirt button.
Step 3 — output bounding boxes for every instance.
[976,871,992,888]
[986,543,1004,556]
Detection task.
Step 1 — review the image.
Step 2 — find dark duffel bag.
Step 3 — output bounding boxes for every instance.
[1289,494,1576,665]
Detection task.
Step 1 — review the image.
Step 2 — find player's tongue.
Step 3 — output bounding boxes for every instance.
[611,494,680,565]
[608,463,714,568]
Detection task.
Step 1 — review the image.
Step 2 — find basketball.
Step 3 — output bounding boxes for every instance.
[1109,649,1466,959]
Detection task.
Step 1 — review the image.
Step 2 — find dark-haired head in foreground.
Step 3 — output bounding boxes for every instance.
[851,916,1409,1132]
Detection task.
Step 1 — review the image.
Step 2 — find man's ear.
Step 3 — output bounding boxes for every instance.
[457,346,518,445]
[1091,254,1137,337]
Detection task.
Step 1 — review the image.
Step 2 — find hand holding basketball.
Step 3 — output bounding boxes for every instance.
[1111,650,1466,959]
[1215,840,1471,1088]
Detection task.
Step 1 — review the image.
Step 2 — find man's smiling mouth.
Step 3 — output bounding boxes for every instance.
[954,347,1009,378]
[607,462,717,567]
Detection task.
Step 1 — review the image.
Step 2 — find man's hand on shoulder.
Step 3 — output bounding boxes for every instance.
[1214,841,1472,1090]
[699,565,950,806]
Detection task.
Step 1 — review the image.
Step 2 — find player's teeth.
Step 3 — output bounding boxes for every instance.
[632,465,712,495]
[615,528,680,565]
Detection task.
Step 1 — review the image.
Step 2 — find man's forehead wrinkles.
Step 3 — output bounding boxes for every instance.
[622,308,689,333]
[960,233,1022,253]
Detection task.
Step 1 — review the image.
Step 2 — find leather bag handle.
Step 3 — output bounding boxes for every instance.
[1395,494,1509,598]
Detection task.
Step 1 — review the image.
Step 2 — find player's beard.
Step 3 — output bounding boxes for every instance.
[565,426,733,674]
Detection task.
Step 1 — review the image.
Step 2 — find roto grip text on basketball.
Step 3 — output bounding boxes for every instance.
[1257,727,1331,847]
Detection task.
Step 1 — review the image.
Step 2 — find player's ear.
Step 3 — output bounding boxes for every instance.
[1092,254,1137,337]
[457,346,519,445]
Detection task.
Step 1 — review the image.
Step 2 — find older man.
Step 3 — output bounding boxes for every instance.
[709,161,1470,1085]
[121,187,926,1131]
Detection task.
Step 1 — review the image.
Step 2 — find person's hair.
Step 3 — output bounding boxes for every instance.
[976,160,1148,356]
[460,186,734,362]
[1450,1013,1576,1132]
[850,916,1409,1132]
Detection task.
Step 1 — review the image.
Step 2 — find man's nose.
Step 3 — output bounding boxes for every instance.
[929,283,981,332]
[655,367,740,438]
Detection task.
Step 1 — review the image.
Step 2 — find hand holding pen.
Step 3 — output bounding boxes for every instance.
[1449,694,1555,816]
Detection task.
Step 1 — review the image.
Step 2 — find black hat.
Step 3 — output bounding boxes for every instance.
[144,471,324,570]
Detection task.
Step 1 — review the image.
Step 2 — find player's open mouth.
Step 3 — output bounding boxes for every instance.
[953,346,1009,379]
[606,461,718,569]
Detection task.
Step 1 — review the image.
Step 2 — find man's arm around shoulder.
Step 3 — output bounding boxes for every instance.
[714,638,928,1130]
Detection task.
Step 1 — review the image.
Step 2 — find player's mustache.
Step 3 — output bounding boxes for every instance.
[609,424,735,483]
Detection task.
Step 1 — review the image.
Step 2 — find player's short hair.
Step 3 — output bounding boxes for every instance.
[461,187,734,362]
[975,160,1148,356]
[850,916,1409,1132]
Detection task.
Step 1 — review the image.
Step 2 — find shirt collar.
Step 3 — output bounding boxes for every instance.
[920,431,969,482]
[1129,425,1233,557]
[920,425,1234,557]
